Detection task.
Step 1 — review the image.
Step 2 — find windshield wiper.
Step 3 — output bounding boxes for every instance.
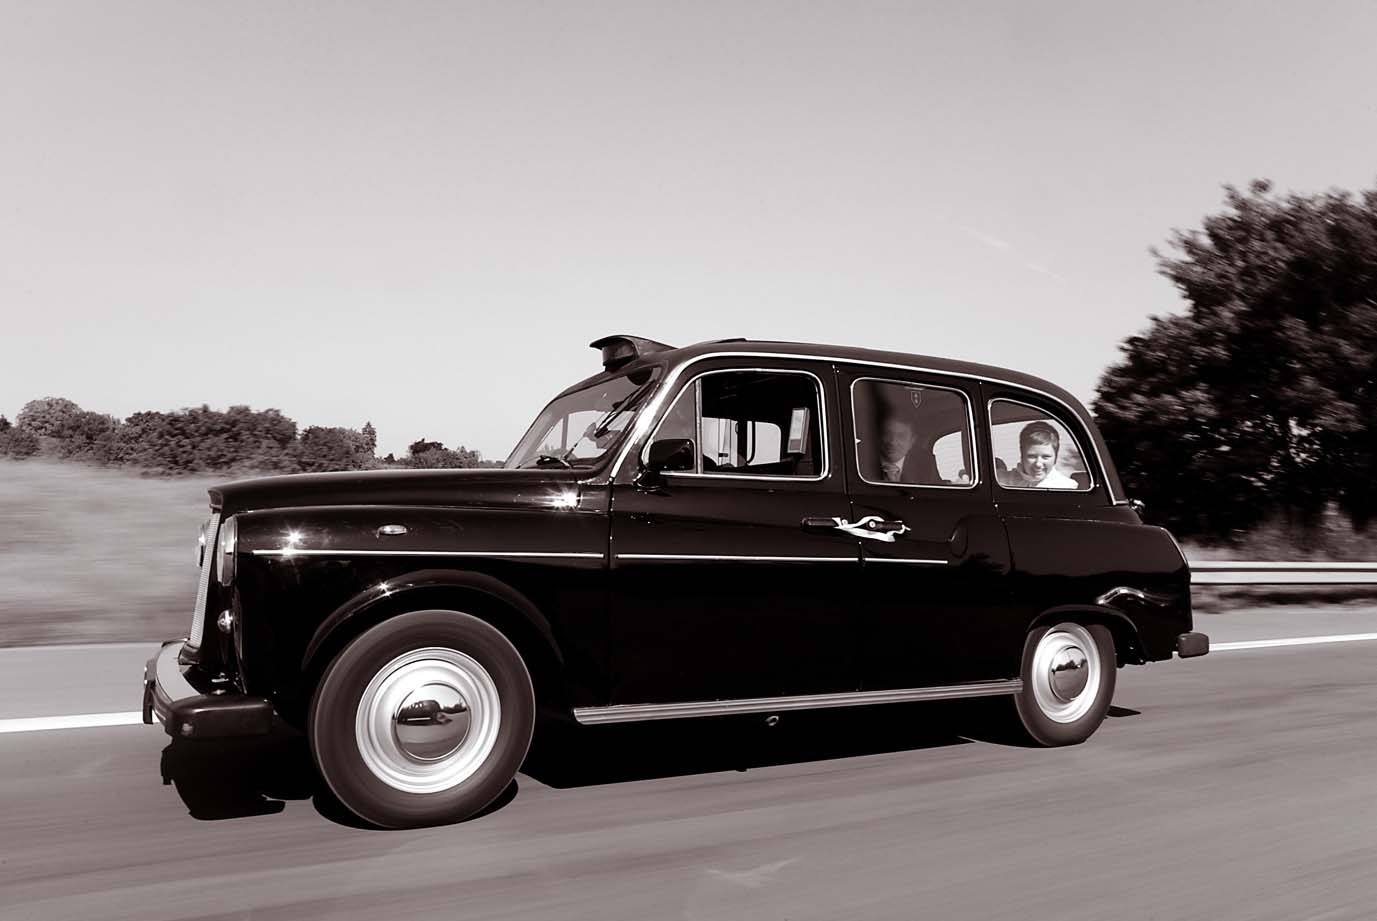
[558,380,658,464]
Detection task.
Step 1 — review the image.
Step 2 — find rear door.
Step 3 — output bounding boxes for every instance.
[838,366,1014,689]
[608,359,861,704]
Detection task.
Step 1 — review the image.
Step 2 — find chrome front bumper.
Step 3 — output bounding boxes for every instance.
[142,640,273,739]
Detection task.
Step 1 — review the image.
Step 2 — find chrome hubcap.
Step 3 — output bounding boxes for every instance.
[394,682,472,762]
[355,648,501,794]
[1048,646,1090,701]
[1030,624,1101,723]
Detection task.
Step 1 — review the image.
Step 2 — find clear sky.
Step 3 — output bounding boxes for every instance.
[3,1,1375,460]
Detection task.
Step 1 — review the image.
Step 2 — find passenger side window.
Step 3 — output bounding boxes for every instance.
[649,370,826,477]
[988,399,1091,491]
[852,379,974,487]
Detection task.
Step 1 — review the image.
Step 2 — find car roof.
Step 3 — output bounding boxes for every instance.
[671,338,1076,399]
[563,336,1085,416]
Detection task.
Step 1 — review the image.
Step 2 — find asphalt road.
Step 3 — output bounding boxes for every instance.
[3,611,1377,921]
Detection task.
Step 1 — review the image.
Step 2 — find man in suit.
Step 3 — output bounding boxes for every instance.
[878,416,916,483]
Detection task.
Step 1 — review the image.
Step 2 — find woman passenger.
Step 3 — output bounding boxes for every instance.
[999,421,1077,489]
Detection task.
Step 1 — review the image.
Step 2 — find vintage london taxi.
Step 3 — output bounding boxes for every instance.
[144,335,1209,827]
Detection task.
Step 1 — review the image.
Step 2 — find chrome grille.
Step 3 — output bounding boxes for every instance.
[189,512,221,648]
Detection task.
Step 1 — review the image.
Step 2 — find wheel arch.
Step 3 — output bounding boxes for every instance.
[301,569,568,712]
[1028,604,1146,667]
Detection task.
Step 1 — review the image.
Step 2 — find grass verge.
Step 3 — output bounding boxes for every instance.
[0,458,221,646]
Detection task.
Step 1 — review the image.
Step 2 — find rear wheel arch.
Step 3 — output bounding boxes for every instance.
[1029,604,1146,667]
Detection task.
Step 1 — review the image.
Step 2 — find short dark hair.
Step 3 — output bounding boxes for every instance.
[1019,421,1060,457]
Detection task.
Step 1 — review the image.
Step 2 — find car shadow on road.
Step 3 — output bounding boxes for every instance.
[523,700,980,789]
[158,723,517,829]
[159,724,316,822]
[156,699,1057,822]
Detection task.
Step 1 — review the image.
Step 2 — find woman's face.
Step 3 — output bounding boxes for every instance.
[1019,443,1057,480]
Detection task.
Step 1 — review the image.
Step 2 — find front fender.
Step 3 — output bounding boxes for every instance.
[302,568,564,674]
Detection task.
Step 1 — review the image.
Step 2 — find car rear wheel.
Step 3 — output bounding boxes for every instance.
[309,610,535,828]
[1010,622,1115,746]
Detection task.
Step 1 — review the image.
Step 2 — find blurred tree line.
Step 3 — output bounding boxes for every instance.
[1094,179,1377,540]
[0,399,498,474]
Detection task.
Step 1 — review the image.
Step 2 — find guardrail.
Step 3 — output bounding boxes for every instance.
[1190,561,1377,585]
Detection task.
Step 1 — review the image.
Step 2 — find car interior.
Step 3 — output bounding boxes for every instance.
[852,381,973,487]
[989,399,1091,489]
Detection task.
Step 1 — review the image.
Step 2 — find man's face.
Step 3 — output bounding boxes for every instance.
[880,418,915,464]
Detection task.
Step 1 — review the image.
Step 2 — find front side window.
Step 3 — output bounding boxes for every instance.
[506,366,662,469]
[647,369,826,478]
[852,379,974,487]
[989,399,1091,491]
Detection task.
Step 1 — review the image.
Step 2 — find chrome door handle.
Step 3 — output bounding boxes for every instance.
[801,515,910,542]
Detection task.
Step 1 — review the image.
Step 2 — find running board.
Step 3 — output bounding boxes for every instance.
[572,679,1022,725]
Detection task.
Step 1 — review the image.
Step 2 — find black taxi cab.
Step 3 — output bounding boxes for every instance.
[144,335,1208,828]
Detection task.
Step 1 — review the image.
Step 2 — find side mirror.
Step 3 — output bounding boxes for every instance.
[1128,498,1146,517]
[645,438,695,473]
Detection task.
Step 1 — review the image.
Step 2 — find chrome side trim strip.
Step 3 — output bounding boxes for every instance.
[1096,585,1174,607]
[615,553,854,563]
[250,549,603,559]
[608,349,1121,502]
[573,679,1023,724]
[865,557,947,566]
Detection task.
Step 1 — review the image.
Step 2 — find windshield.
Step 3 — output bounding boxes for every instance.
[505,366,663,469]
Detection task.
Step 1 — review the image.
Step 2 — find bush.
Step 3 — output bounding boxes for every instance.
[109,405,300,473]
[404,446,484,469]
[5,396,500,476]
[16,397,84,438]
[291,425,379,473]
[0,426,40,459]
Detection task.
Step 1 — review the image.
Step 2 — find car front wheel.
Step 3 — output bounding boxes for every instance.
[1010,621,1115,747]
[309,609,535,828]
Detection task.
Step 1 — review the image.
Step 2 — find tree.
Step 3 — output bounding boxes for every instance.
[17,397,83,437]
[0,415,10,433]
[109,405,299,473]
[292,425,379,472]
[0,425,39,458]
[408,438,445,456]
[403,438,483,469]
[14,398,118,461]
[1094,180,1377,537]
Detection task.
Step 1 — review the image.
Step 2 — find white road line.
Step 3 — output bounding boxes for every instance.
[2,633,1376,735]
[0,712,144,734]
[1210,632,1377,652]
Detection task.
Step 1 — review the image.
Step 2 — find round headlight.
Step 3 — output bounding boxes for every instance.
[216,516,238,586]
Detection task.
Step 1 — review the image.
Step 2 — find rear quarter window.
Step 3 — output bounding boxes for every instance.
[988,398,1093,492]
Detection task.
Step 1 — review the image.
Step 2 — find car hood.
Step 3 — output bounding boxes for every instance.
[209,467,589,516]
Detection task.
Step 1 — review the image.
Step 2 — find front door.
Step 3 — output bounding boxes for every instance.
[839,366,1013,689]
[608,361,860,704]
